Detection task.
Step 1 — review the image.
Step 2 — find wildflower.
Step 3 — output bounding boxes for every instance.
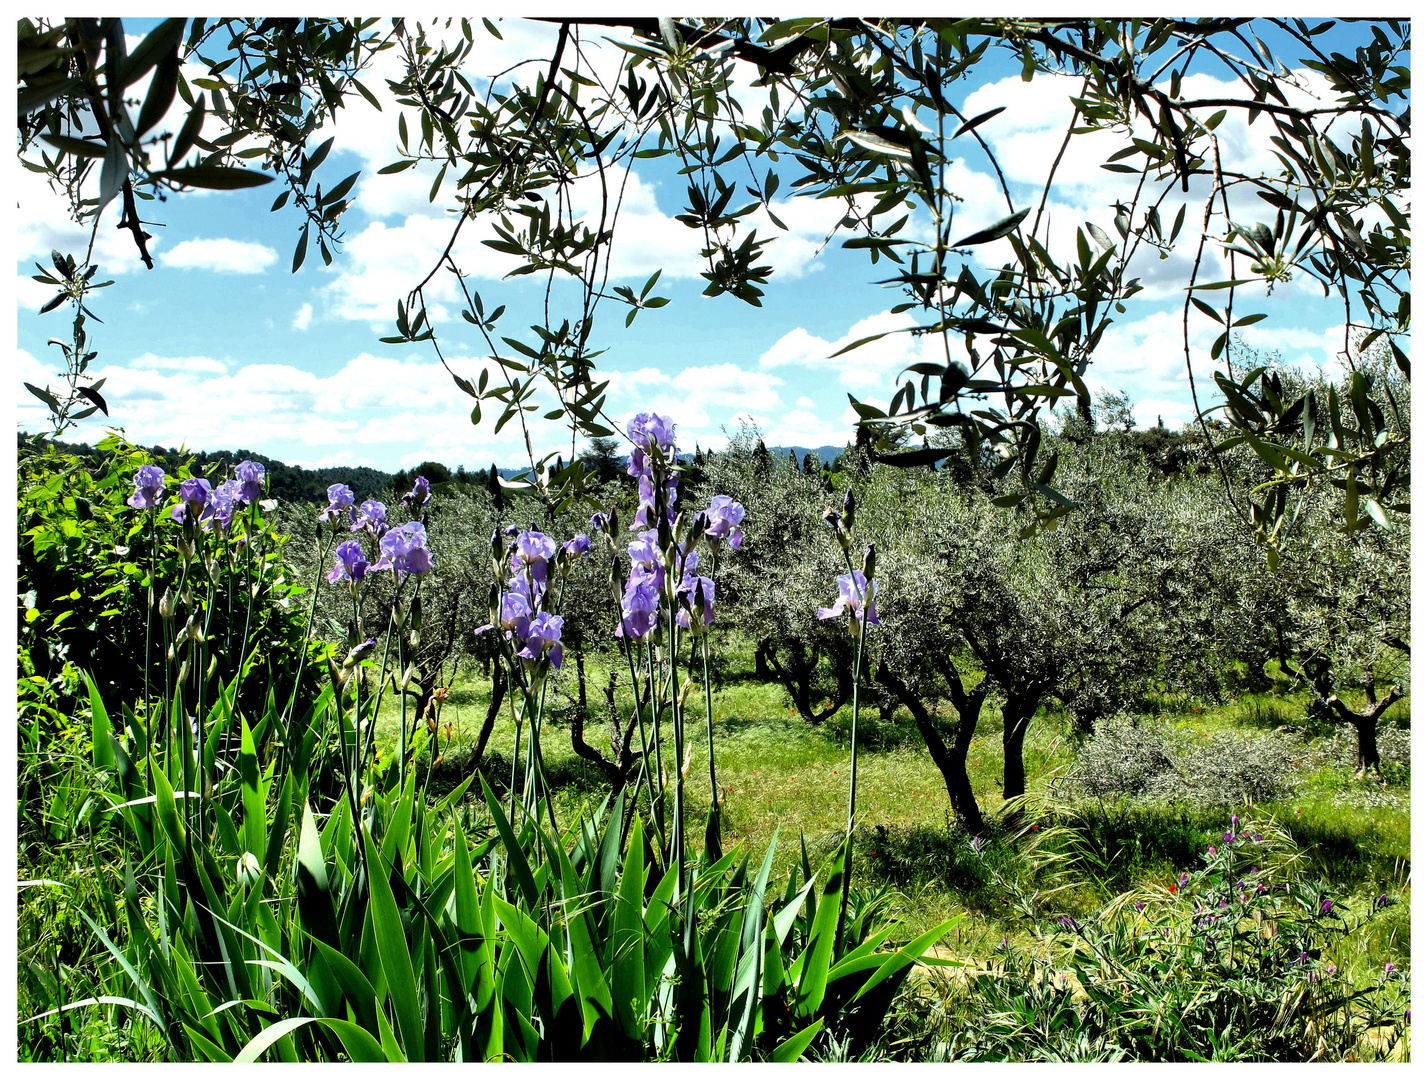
[1059,915,1081,932]
[817,570,879,636]
[703,494,745,550]
[1031,823,1039,831]
[327,539,369,585]
[1376,892,1390,909]
[1207,845,1216,856]
[372,521,433,580]
[1225,832,1235,843]
[352,499,388,539]
[1231,813,1239,829]
[1253,834,1263,842]
[1320,898,1333,915]
[1326,964,1337,975]
[517,612,564,671]
[1385,962,1396,974]
[319,483,355,525]
[235,460,265,504]
[127,465,167,510]
[403,474,432,508]
[1179,872,1189,888]
[1134,901,1145,912]
[971,836,984,854]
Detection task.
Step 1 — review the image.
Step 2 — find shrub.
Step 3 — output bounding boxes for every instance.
[1071,714,1296,806]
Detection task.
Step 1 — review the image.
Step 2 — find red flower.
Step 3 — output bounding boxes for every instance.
[1169,884,1178,894]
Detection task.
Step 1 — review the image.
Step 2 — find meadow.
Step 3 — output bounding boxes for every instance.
[16,423,1411,1062]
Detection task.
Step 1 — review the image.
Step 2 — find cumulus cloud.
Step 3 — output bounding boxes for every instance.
[292,303,314,331]
[158,238,278,274]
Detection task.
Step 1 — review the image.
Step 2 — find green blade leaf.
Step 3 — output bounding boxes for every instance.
[364,829,425,1060]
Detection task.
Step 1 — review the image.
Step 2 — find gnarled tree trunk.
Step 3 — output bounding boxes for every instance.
[876,661,985,832]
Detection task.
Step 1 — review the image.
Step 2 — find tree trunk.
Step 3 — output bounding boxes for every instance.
[1000,688,1043,802]
[876,662,984,832]
[468,668,506,775]
[569,655,631,790]
[1319,682,1401,780]
[1353,717,1381,778]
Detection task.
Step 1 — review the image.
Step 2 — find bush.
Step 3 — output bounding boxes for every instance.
[1071,714,1296,806]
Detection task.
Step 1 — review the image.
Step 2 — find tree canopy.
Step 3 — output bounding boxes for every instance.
[19,17,1410,556]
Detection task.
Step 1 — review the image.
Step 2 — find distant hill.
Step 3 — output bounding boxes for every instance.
[19,432,850,502]
[769,445,844,466]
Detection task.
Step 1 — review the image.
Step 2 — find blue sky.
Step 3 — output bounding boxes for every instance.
[16,18,1376,471]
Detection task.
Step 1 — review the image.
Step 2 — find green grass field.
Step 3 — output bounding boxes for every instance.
[371,650,1411,1001]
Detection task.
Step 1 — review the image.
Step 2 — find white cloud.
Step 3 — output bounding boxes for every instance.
[292,303,314,331]
[672,363,783,411]
[158,238,278,274]
[757,310,963,397]
[128,352,229,375]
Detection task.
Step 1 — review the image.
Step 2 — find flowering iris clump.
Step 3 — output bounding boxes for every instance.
[127,465,167,510]
[373,521,433,580]
[235,460,265,504]
[320,483,355,525]
[817,570,879,636]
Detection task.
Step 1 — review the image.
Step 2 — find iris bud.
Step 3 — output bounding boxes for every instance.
[862,541,876,580]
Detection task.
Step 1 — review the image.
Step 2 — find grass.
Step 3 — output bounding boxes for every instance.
[369,649,1411,988]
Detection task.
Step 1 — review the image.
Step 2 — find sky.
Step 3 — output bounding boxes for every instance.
[14,17,1388,473]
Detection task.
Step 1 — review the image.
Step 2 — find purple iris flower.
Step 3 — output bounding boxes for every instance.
[703,495,745,550]
[320,483,355,525]
[517,612,564,670]
[590,511,611,534]
[617,571,661,639]
[235,460,265,504]
[817,570,879,635]
[676,573,716,630]
[170,478,212,523]
[404,475,431,508]
[632,473,680,529]
[352,499,388,539]
[511,529,558,585]
[563,533,591,559]
[627,412,676,455]
[200,483,237,532]
[627,529,666,590]
[127,465,167,510]
[372,521,433,580]
[327,539,369,585]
